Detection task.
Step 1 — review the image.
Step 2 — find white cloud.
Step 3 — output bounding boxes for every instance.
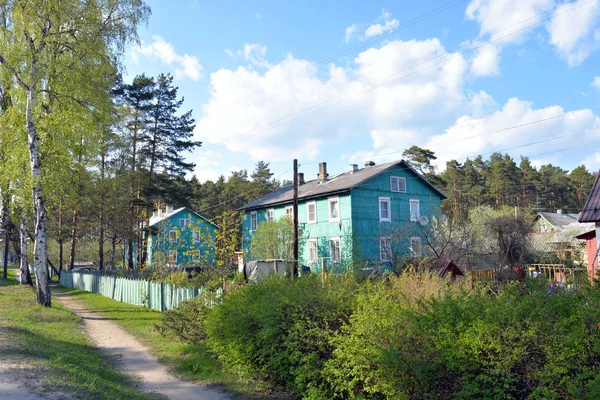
[241,43,271,68]
[591,76,600,89]
[345,24,358,44]
[547,0,600,66]
[194,38,468,162]
[255,12,262,19]
[426,97,600,169]
[471,44,500,77]
[344,8,400,43]
[465,0,554,77]
[131,36,203,81]
[364,18,400,39]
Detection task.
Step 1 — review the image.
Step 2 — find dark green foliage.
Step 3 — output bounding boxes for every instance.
[199,273,600,399]
[157,295,212,343]
[204,275,357,396]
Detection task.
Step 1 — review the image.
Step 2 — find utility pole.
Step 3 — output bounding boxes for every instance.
[293,159,299,277]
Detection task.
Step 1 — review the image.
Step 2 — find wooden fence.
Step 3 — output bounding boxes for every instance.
[471,264,588,285]
[60,271,222,311]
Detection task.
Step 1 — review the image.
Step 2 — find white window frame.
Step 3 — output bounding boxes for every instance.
[390,176,406,193]
[329,237,341,263]
[179,218,190,227]
[168,230,178,242]
[306,201,317,224]
[285,206,293,220]
[380,237,392,262]
[328,197,340,222]
[410,236,422,256]
[193,229,200,242]
[167,250,177,264]
[379,196,391,222]
[266,208,275,222]
[250,211,257,231]
[409,199,420,222]
[191,250,200,262]
[308,239,318,264]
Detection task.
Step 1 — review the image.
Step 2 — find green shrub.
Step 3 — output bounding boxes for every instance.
[157,294,213,343]
[204,274,358,396]
[321,276,600,399]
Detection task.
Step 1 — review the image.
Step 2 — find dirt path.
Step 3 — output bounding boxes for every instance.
[53,290,230,400]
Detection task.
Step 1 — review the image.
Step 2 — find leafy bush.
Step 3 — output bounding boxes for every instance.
[157,294,213,343]
[320,276,600,399]
[204,274,357,396]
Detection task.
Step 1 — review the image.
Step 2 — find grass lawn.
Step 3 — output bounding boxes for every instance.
[0,267,157,399]
[57,286,278,399]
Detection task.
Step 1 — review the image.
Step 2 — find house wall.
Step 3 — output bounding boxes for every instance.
[148,210,217,267]
[584,236,598,282]
[242,194,353,272]
[351,165,442,267]
[241,164,443,271]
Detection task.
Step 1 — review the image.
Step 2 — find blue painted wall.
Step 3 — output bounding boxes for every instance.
[242,163,443,271]
[148,209,217,267]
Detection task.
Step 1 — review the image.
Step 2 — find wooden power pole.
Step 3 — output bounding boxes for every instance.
[293,159,299,277]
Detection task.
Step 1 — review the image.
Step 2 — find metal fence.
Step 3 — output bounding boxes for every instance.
[60,271,222,311]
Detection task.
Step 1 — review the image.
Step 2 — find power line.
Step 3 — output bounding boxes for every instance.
[230,0,469,107]
[198,0,593,154]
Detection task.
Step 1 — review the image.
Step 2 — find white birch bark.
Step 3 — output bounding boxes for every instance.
[19,212,31,285]
[26,88,51,306]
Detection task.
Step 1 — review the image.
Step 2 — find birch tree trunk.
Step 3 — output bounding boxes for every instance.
[19,212,32,286]
[26,88,51,307]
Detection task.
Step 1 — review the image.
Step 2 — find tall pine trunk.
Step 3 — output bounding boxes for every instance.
[69,209,78,269]
[26,88,51,307]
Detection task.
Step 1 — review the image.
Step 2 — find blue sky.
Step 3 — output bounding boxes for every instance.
[125,0,600,183]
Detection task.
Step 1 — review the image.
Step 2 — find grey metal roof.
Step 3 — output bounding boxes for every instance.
[149,207,219,228]
[240,160,447,211]
[537,212,580,228]
[579,172,600,222]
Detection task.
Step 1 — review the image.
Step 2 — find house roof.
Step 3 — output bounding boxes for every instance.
[149,207,218,228]
[536,212,580,229]
[579,172,600,222]
[404,257,464,278]
[240,160,446,211]
[530,222,594,252]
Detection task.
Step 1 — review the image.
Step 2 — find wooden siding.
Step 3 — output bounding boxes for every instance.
[148,209,217,267]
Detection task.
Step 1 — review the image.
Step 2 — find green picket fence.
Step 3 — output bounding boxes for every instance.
[60,271,222,311]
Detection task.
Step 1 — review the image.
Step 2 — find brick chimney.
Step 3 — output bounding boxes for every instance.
[297,172,305,185]
[349,164,358,173]
[365,161,375,168]
[318,162,328,182]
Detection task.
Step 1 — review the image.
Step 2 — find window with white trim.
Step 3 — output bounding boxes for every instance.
[191,250,200,262]
[329,237,341,263]
[179,218,190,227]
[250,211,257,231]
[380,237,392,262]
[410,236,422,256]
[308,239,318,264]
[169,230,178,242]
[167,250,177,264]
[285,206,293,220]
[267,208,275,222]
[390,176,406,193]
[329,198,340,222]
[307,201,317,224]
[409,199,420,222]
[193,229,200,242]
[379,196,391,222]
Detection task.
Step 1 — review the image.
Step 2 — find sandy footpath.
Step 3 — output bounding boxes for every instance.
[53,290,230,400]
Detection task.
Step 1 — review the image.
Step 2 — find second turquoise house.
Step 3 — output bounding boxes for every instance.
[240,160,446,272]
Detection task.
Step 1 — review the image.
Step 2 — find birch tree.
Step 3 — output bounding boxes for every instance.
[0,0,150,306]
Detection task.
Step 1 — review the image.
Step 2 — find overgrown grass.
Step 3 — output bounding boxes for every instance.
[0,268,155,399]
[57,286,277,399]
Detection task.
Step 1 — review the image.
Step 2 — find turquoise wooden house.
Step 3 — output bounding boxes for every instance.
[240,160,446,272]
[147,206,218,267]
